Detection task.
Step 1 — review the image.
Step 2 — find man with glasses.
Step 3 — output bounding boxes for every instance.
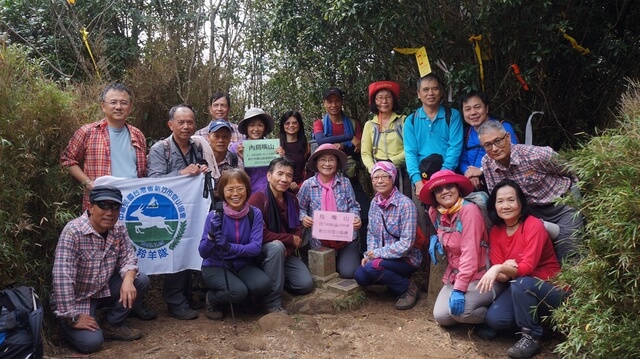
[195,92,243,147]
[51,186,150,354]
[478,121,583,262]
[61,83,147,211]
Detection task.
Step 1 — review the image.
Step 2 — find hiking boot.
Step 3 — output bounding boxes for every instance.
[102,322,143,341]
[129,302,157,321]
[205,290,224,320]
[396,282,419,310]
[474,324,498,340]
[507,328,540,359]
[168,306,198,320]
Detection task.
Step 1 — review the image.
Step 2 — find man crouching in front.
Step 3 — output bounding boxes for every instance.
[51,186,150,354]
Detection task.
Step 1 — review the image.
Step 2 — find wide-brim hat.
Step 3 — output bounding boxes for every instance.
[368,81,400,105]
[419,169,474,205]
[238,108,274,136]
[90,185,123,204]
[306,143,348,173]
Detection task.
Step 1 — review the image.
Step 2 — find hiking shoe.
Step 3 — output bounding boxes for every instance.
[396,282,419,310]
[168,306,198,320]
[205,290,224,320]
[474,324,498,340]
[102,322,143,341]
[189,298,205,310]
[129,302,157,321]
[507,328,540,359]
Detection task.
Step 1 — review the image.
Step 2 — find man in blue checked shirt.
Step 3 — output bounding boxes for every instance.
[354,161,422,310]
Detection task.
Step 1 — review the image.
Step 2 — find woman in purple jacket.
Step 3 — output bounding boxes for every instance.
[199,169,270,320]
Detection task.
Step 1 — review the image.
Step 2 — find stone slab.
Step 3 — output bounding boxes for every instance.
[308,246,336,277]
[312,272,339,285]
[326,278,361,295]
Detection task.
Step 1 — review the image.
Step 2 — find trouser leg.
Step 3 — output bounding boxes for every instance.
[259,241,286,310]
[355,259,416,296]
[453,281,501,325]
[105,271,150,325]
[201,266,248,305]
[530,204,583,263]
[236,264,271,299]
[336,240,361,279]
[485,284,517,331]
[510,276,567,337]
[162,270,191,310]
[284,255,314,294]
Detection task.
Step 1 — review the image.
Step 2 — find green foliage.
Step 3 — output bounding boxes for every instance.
[0,44,80,291]
[553,79,640,358]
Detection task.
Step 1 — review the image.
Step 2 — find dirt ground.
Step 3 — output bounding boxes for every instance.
[44,275,561,359]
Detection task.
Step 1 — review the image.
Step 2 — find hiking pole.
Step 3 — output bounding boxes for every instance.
[211,199,237,336]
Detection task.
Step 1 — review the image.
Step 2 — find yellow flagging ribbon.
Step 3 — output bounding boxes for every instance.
[393,47,432,77]
[80,27,101,80]
[468,35,485,91]
[66,0,75,4]
[560,30,590,55]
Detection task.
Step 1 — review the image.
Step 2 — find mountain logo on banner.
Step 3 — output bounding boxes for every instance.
[121,186,187,252]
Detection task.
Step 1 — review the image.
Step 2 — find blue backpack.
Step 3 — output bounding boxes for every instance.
[0,285,43,359]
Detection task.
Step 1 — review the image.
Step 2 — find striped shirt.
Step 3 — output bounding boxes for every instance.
[51,212,138,318]
[367,190,422,268]
[61,118,146,210]
[482,144,575,205]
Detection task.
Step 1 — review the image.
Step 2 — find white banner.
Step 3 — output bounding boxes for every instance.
[95,175,211,275]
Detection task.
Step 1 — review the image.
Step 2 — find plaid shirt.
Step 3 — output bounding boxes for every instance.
[297,173,361,247]
[195,121,243,145]
[61,118,147,210]
[51,212,138,318]
[367,189,422,267]
[482,144,575,205]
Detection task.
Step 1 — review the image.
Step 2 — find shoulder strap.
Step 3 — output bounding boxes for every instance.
[410,109,419,127]
[248,207,255,227]
[444,106,451,127]
[381,213,400,240]
[372,123,381,151]
[229,151,239,168]
[162,138,171,174]
[394,115,404,141]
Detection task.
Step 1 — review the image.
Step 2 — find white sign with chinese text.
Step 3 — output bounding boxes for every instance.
[312,210,354,242]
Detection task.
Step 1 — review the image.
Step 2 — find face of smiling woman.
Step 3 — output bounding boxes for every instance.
[223,178,247,211]
[433,183,460,209]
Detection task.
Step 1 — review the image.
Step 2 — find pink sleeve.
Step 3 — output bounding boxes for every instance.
[454,205,486,292]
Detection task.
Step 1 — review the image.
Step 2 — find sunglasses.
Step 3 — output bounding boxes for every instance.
[95,201,122,211]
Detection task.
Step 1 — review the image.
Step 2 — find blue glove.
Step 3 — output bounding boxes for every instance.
[210,214,222,231]
[449,289,465,316]
[429,235,444,265]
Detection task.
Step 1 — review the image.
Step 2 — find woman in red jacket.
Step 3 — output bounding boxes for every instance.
[478,179,567,359]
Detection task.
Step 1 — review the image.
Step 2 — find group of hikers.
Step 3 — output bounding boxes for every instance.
[51,75,582,359]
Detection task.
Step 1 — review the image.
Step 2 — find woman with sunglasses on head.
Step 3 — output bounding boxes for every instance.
[199,169,271,320]
[278,111,309,192]
[419,170,500,327]
[458,90,518,191]
[355,161,421,310]
[477,179,566,359]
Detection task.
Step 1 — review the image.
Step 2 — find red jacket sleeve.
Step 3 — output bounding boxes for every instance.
[515,218,548,277]
[247,191,296,248]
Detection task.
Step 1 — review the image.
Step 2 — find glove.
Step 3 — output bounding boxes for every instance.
[214,233,230,251]
[210,214,222,231]
[429,235,444,265]
[449,289,465,316]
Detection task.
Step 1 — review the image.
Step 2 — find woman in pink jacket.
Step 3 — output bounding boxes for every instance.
[419,170,501,326]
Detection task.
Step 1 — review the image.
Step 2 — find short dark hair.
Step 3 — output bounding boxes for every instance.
[369,89,402,114]
[168,103,196,121]
[416,73,444,91]
[100,83,133,102]
[209,92,231,108]
[278,110,308,153]
[459,90,490,109]
[268,156,295,174]
[487,179,531,226]
[217,168,251,203]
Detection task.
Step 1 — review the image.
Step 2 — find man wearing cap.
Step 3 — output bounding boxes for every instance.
[61,83,147,211]
[51,186,150,354]
[313,87,369,244]
[195,92,243,146]
[207,119,243,197]
[147,103,208,320]
[248,157,314,313]
[478,120,583,262]
[230,108,280,193]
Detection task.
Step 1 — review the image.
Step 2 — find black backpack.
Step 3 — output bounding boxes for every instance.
[0,285,44,359]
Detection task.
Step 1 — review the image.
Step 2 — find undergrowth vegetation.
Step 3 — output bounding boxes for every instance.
[553,79,640,357]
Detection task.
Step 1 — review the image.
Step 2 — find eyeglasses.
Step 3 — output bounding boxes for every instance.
[433,183,457,194]
[372,175,392,182]
[104,100,131,107]
[317,157,337,164]
[481,133,508,150]
[224,187,246,195]
[375,96,392,103]
[95,201,122,211]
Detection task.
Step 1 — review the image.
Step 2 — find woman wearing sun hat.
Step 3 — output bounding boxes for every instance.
[355,161,422,310]
[361,81,411,197]
[419,169,500,327]
[230,108,282,193]
[297,143,362,278]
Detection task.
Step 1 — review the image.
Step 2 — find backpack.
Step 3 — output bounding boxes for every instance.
[371,115,405,159]
[0,286,43,359]
[161,137,204,173]
[434,196,492,270]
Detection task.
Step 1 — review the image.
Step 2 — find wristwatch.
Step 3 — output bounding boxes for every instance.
[69,314,80,325]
